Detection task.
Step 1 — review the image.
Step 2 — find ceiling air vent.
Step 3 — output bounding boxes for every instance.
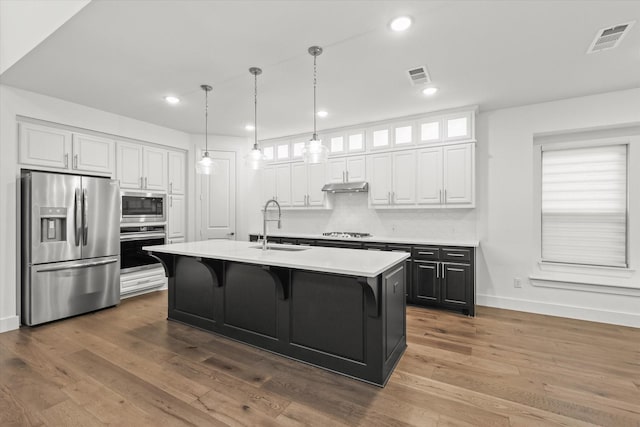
[407,66,431,86]
[587,21,635,53]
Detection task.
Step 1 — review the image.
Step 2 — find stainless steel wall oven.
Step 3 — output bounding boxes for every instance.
[121,192,166,223]
[120,225,166,273]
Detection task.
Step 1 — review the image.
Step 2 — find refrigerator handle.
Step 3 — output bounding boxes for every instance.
[82,188,88,246]
[74,188,82,246]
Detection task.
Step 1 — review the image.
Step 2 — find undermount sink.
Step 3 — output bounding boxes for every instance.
[250,245,309,252]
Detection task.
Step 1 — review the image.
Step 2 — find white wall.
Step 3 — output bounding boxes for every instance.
[0,84,194,332]
[476,88,640,327]
[0,0,91,74]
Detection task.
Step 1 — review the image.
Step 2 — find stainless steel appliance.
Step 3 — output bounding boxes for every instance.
[120,225,166,273]
[322,232,371,238]
[121,191,166,223]
[21,171,121,326]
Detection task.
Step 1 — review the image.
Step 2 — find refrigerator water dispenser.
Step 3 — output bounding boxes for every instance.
[39,207,67,242]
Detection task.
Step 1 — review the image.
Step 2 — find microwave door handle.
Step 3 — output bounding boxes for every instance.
[82,188,88,246]
[74,188,81,246]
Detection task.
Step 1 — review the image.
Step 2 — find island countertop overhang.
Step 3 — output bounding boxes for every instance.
[144,240,409,278]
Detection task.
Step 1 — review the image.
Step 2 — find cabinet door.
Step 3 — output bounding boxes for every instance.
[167,194,186,239]
[116,142,143,189]
[345,156,366,182]
[72,133,114,175]
[392,151,416,205]
[275,164,291,206]
[19,123,71,169]
[262,166,277,202]
[367,153,392,205]
[443,143,473,205]
[413,260,439,304]
[441,263,470,308]
[168,151,186,194]
[143,147,167,191]
[291,163,308,206]
[307,162,326,206]
[327,158,346,183]
[444,112,473,142]
[417,147,443,205]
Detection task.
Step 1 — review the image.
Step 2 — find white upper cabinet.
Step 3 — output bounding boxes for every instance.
[327,155,365,183]
[116,142,143,189]
[263,164,291,206]
[443,111,474,142]
[328,130,365,155]
[292,140,306,160]
[368,152,416,206]
[168,150,186,195]
[393,122,414,147]
[19,123,114,176]
[117,142,167,191]
[416,143,474,208]
[369,126,391,150]
[418,119,442,144]
[262,166,277,202]
[291,163,326,207]
[72,133,115,175]
[417,147,444,205]
[443,143,474,205]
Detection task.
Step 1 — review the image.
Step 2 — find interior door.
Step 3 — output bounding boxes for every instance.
[198,150,236,240]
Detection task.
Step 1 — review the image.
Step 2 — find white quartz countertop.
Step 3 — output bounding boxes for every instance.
[144,240,409,278]
[249,231,480,248]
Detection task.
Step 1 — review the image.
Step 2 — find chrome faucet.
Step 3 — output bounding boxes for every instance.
[262,199,282,250]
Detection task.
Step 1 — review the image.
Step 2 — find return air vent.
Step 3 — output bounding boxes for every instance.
[587,21,635,53]
[407,66,431,86]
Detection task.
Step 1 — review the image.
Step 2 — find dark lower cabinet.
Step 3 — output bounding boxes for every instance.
[248,234,475,316]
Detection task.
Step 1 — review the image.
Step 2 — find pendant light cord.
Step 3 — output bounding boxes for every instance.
[254,71,258,149]
[312,54,318,140]
[204,88,209,152]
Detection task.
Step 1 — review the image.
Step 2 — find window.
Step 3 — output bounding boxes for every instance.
[263,146,274,161]
[347,132,364,151]
[420,121,440,142]
[292,141,305,158]
[541,144,627,268]
[330,136,344,153]
[394,125,412,145]
[372,129,389,148]
[276,143,289,160]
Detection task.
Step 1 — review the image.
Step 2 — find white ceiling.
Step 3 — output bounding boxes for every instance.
[1,0,639,140]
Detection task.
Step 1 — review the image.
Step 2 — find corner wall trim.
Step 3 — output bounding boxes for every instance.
[0,315,20,333]
[476,294,640,328]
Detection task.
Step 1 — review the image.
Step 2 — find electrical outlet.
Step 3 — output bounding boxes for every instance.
[514,277,522,288]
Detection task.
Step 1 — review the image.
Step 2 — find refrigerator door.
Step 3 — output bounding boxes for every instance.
[81,177,120,259]
[23,256,120,326]
[27,172,82,264]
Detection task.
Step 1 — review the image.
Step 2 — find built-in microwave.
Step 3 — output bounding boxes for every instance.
[121,191,166,223]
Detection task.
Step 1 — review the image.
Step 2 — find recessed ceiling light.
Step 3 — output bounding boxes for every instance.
[422,87,438,96]
[164,96,180,104]
[317,110,328,118]
[245,124,255,131]
[390,16,412,32]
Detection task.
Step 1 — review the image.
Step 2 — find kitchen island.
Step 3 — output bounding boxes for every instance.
[145,240,409,386]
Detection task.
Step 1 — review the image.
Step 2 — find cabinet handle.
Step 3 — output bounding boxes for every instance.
[169,182,173,194]
[73,154,78,169]
[64,154,69,168]
[346,171,349,182]
[418,251,434,255]
[140,177,144,188]
[144,177,148,188]
[439,189,442,203]
[342,171,346,183]
[447,253,465,257]
[442,264,446,279]
[170,196,173,207]
[444,189,447,203]
[391,191,395,204]
[436,262,440,279]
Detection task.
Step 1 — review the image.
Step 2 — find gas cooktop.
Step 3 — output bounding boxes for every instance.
[322,232,371,239]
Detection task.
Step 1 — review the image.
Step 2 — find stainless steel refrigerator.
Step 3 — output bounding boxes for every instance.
[21,171,121,326]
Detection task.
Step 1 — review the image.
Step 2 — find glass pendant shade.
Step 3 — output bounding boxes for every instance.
[303,46,328,164]
[197,84,214,175]
[196,151,214,175]
[302,136,328,164]
[244,67,265,170]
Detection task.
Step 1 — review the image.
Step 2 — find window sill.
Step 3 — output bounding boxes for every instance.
[538,261,634,279]
[529,276,640,297]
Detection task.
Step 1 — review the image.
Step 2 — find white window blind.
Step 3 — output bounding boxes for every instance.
[541,144,627,267]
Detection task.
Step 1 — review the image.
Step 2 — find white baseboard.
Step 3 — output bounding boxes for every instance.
[477,294,640,328]
[0,315,20,333]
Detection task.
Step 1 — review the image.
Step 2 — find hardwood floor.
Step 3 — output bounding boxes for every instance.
[1,291,639,426]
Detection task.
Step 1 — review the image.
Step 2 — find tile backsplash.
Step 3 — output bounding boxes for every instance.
[273,192,476,240]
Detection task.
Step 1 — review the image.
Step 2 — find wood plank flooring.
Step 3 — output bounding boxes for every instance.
[1,290,638,426]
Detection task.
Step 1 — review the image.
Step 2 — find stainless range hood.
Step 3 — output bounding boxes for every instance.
[321,181,369,193]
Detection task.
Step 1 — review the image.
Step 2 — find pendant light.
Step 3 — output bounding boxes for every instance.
[196,84,214,175]
[302,45,328,164]
[245,67,265,170]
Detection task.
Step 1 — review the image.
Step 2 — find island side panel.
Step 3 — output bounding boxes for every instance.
[382,263,407,382]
